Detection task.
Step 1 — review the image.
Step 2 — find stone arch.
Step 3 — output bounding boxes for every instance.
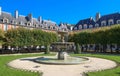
[83,24,87,29]
[89,25,93,28]
[101,21,106,26]
[117,20,120,24]
[78,25,82,30]
[108,19,114,25]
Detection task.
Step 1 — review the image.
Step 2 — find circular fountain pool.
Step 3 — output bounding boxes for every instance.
[34,56,89,65]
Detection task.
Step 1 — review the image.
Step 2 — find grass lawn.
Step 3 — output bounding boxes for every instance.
[72,53,120,76]
[0,53,53,76]
[0,53,120,76]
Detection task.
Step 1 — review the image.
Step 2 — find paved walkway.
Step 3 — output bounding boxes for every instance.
[8,57,117,76]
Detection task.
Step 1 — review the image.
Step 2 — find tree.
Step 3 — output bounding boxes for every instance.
[75,43,81,54]
[0,29,5,46]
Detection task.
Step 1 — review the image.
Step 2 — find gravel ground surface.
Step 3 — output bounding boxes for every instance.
[8,57,117,76]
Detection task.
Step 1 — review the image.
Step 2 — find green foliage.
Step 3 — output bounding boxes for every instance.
[71,53,120,76]
[5,28,30,46]
[75,43,81,54]
[5,28,58,47]
[0,29,5,45]
[69,25,120,45]
[0,54,47,76]
[45,45,50,54]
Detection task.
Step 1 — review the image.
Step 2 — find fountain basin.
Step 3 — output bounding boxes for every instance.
[34,56,89,65]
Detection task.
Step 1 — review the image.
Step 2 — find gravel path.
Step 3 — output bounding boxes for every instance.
[8,57,117,76]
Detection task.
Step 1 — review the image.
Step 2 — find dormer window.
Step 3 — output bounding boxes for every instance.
[3,18,9,23]
[95,23,99,27]
[89,25,93,28]
[35,24,38,27]
[108,19,114,25]
[74,27,77,30]
[83,24,87,29]
[53,27,55,30]
[39,25,42,28]
[51,26,53,30]
[12,20,17,24]
[19,21,24,25]
[101,21,106,26]
[48,26,50,29]
[79,25,82,30]
[117,20,120,24]
[27,22,31,26]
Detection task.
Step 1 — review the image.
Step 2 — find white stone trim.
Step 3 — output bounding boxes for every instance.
[108,19,114,25]
[101,21,106,26]
[95,23,99,27]
[74,27,77,30]
[27,22,31,26]
[83,24,87,29]
[78,25,82,30]
[89,25,93,28]
[117,20,120,24]
[3,18,9,23]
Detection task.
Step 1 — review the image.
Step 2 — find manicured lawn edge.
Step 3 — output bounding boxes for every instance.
[0,53,54,76]
[71,53,120,76]
[1,53,120,76]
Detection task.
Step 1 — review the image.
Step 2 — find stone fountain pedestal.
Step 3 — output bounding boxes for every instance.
[58,51,68,60]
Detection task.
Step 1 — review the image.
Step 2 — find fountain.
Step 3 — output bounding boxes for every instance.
[52,31,75,60]
[34,31,89,65]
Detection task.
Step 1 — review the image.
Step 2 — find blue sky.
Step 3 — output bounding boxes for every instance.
[0,0,120,24]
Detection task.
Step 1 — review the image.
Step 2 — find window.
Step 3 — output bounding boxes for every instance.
[95,23,99,27]
[53,27,55,29]
[89,25,93,28]
[51,26,53,30]
[3,19,8,23]
[27,22,31,26]
[101,21,106,26]
[108,19,114,25]
[74,27,77,30]
[84,24,87,29]
[12,20,17,24]
[117,20,120,24]
[109,21,113,25]
[79,25,82,30]
[48,26,50,29]
[19,21,24,25]
[35,24,38,27]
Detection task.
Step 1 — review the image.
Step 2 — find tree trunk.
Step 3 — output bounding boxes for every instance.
[75,43,81,54]
[110,44,113,53]
[45,45,50,54]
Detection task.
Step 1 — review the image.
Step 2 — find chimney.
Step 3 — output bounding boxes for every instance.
[90,17,93,20]
[28,13,32,22]
[38,16,42,23]
[95,12,101,21]
[0,7,2,15]
[14,10,18,18]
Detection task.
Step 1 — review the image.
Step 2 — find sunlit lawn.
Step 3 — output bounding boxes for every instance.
[0,53,53,76]
[72,53,120,76]
[0,53,120,76]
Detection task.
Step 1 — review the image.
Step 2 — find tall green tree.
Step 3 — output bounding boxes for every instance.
[0,29,5,46]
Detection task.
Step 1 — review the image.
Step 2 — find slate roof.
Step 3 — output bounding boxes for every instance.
[96,13,120,25]
[59,23,68,31]
[0,11,58,29]
[73,18,96,30]
[0,12,13,23]
[73,12,120,30]
[17,15,27,25]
